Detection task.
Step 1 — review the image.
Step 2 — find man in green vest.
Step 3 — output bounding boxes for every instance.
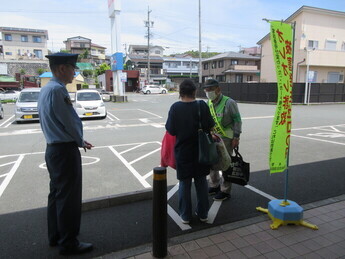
[203,79,242,201]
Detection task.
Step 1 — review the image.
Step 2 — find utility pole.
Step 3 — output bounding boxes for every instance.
[198,0,202,84]
[145,7,154,84]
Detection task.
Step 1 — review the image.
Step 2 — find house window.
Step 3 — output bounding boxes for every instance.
[308,71,318,83]
[203,63,208,70]
[235,74,243,83]
[21,35,28,42]
[212,61,217,69]
[33,49,43,59]
[168,62,180,68]
[183,61,191,67]
[308,40,318,49]
[4,34,12,41]
[342,42,345,51]
[80,43,86,48]
[33,36,42,43]
[218,60,224,68]
[327,72,342,83]
[5,52,12,55]
[231,60,238,65]
[155,50,161,54]
[325,40,337,50]
[247,75,253,82]
[216,75,225,82]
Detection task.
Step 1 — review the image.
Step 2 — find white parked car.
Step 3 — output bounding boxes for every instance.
[15,88,41,122]
[141,85,167,94]
[0,89,21,101]
[74,89,107,119]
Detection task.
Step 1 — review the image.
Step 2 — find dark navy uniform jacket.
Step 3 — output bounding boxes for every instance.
[38,77,84,147]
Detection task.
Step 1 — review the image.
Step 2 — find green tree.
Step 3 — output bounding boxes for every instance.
[82,69,93,78]
[95,63,110,76]
[37,68,45,75]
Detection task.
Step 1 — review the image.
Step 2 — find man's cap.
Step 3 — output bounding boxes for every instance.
[45,52,79,68]
[203,79,219,88]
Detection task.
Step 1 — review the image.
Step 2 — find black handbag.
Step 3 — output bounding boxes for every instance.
[197,101,219,165]
[222,147,250,186]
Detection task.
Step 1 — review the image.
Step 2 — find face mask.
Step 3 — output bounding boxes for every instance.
[206,91,217,100]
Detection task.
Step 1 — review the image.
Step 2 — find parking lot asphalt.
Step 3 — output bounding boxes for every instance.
[0,93,345,257]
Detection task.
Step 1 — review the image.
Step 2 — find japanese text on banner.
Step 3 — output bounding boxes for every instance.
[269,21,293,174]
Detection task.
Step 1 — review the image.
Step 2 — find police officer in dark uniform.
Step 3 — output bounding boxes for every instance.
[38,52,94,255]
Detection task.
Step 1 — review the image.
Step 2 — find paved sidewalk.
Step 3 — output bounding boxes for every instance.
[103,197,345,259]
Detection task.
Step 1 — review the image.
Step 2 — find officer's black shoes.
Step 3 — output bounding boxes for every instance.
[213,191,230,201]
[59,241,93,255]
[208,185,220,195]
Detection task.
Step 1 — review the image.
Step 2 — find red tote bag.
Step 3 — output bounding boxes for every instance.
[160,131,176,169]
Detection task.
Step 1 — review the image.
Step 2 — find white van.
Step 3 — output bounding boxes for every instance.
[15,88,41,122]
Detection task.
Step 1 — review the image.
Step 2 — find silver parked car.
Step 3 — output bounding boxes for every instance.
[15,88,41,122]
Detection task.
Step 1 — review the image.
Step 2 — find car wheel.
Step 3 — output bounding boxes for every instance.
[162,90,166,94]
[146,90,151,94]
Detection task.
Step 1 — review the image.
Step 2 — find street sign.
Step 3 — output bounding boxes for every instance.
[121,72,127,82]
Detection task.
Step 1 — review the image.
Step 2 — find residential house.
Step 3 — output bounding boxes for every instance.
[0,27,49,60]
[163,56,199,77]
[91,43,106,65]
[39,72,85,92]
[258,6,345,83]
[202,52,260,83]
[64,36,107,65]
[125,44,166,86]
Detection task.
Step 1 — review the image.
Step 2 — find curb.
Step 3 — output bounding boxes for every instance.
[82,188,153,212]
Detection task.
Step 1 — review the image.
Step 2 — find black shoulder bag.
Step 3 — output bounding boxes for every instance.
[197,101,219,165]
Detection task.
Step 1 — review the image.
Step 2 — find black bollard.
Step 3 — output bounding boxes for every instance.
[152,167,167,258]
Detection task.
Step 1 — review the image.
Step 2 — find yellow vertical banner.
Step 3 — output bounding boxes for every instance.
[269,21,293,174]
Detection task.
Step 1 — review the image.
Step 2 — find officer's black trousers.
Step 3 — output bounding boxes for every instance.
[45,142,82,247]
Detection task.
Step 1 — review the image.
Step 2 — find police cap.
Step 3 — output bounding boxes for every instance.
[203,79,219,88]
[45,52,79,68]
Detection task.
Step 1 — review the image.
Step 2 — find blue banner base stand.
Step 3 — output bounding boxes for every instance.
[256,199,318,230]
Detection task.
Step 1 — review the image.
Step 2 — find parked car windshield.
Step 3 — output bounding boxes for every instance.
[77,92,101,101]
[18,92,40,102]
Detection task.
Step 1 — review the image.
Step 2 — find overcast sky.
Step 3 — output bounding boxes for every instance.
[0,0,344,55]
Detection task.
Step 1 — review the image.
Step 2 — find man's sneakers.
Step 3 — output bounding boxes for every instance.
[208,185,220,195]
[213,191,231,201]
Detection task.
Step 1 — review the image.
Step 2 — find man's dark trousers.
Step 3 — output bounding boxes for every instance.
[45,142,82,247]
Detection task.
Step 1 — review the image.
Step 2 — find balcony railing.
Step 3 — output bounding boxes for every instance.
[229,65,258,71]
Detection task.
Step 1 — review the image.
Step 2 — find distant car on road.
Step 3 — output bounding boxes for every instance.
[0,102,4,119]
[15,88,41,122]
[0,89,21,101]
[96,89,111,101]
[74,89,107,119]
[141,85,167,94]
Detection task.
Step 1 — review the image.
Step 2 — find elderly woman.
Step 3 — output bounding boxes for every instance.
[165,79,215,224]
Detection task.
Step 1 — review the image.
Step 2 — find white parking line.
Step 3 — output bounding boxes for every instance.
[108,146,151,188]
[119,143,146,155]
[129,147,161,165]
[0,115,14,128]
[107,112,120,121]
[137,109,162,119]
[0,155,24,198]
[291,134,345,146]
[207,201,222,224]
[0,161,16,167]
[245,184,277,200]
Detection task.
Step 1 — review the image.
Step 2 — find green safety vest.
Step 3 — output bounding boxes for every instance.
[208,96,234,139]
